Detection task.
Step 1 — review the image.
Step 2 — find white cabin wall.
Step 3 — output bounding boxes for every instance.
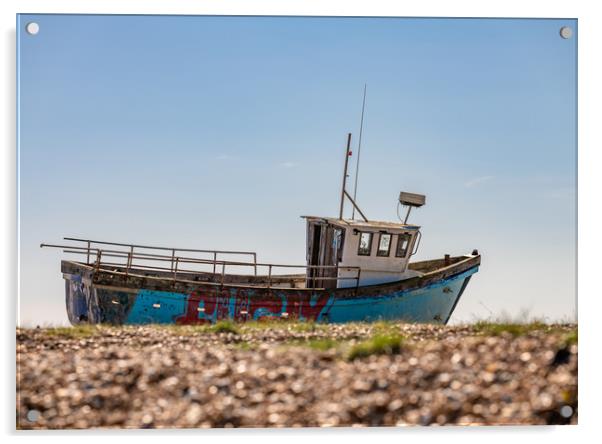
[336,227,419,288]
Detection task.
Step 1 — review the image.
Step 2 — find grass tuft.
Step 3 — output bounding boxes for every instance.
[289,321,328,333]
[233,341,256,351]
[372,320,399,335]
[563,330,578,346]
[306,338,339,351]
[237,320,328,332]
[347,333,405,360]
[44,325,100,338]
[154,320,328,335]
[209,320,239,335]
[472,320,549,337]
[153,324,211,335]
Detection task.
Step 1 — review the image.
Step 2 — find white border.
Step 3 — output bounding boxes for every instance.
[3,1,600,443]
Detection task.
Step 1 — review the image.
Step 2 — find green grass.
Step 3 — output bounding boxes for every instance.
[236,320,278,331]
[236,319,328,333]
[153,324,212,335]
[563,330,578,346]
[44,325,101,338]
[347,333,405,360]
[144,320,330,335]
[305,338,339,351]
[232,341,256,351]
[209,320,239,335]
[153,321,240,335]
[371,320,400,335]
[472,320,551,337]
[282,337,341,351]
[289,322,329,333]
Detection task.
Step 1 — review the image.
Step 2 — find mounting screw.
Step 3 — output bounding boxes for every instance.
[26,22,39,35]
[559,26,573,39]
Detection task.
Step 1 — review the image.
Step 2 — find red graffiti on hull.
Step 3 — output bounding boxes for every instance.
[174,288,332,324]
[299,293,332,319]
[283,291,332,320]
[174,288,227,324]
[173,291,207,325]
[247,292,284,321]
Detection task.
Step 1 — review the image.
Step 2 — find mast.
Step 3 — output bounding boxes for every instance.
[339,133,352,220]
[352,84,367,220]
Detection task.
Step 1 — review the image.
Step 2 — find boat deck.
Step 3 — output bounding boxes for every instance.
[61,254,471,290]
[44,237,478,293]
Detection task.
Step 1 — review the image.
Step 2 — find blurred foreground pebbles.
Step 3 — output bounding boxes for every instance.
[16,322,577,429]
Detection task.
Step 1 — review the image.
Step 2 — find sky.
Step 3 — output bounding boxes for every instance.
[17,15,577,326]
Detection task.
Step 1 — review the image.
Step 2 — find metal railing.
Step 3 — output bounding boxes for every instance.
[40,237,361,290]
[62,236,259,276]
[410,231,422,257]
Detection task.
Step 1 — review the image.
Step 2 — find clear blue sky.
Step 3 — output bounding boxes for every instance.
[17,15,577,325]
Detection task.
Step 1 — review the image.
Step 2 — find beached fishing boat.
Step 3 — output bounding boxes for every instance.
[42,133,480,325]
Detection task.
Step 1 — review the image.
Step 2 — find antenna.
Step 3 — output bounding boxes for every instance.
[352,84,367,220]
[338,132,369,222]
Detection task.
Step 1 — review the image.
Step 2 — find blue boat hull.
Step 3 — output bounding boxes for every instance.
[63,258,479,325]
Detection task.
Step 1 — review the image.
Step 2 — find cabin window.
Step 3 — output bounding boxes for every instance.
[357,232,373,256]
[396,233,412,258]
[376,233,392,257]
[334,228,345,262]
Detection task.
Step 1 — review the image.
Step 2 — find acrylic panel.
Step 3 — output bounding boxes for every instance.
[17,14,577,429]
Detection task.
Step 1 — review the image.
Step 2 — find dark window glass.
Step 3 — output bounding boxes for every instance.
[376,234,392,257]
[357,232,373,256]
[396,233,412,258]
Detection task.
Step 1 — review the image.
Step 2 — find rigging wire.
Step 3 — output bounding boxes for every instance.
[396,201,404,223]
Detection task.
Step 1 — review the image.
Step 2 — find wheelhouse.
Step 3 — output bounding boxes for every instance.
[303,216,422,289]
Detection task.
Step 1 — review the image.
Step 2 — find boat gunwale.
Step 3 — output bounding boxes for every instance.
[61,254,481,299]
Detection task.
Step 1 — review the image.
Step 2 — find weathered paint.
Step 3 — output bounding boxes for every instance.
[64,266,478,325]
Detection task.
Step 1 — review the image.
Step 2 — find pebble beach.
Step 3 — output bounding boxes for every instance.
[16,322,577,429]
